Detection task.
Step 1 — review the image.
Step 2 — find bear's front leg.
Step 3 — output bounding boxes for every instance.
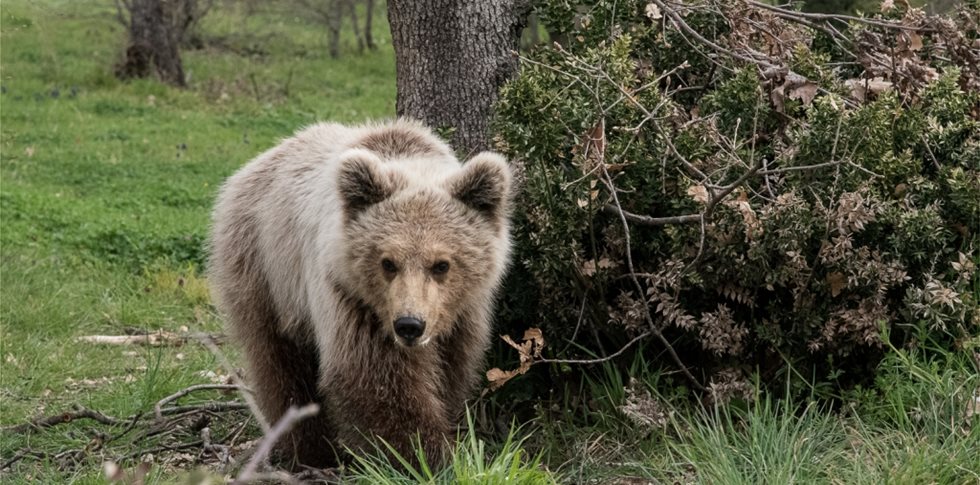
[438,310,493,421]
[323,349,452,465]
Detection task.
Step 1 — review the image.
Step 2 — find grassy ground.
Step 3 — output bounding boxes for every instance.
[1,1,978,484]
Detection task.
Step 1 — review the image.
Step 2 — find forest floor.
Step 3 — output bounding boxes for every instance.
[1,1,977,483]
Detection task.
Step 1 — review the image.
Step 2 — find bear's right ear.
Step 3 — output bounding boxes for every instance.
[337,150,402,218]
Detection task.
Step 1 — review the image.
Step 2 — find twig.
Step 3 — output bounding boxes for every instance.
[3,404,126,434]
[155,384,242,419]
[116,440,205,463]
[233,404,320,484]
[1,449,48,470]
[195,333,270,433]
[539,331,654,366]
[745,0,935,32]
[604,159,762,228]
[601,163,706,392]
[600,207,701,226]
[651,0,779,69]
[157,401,250,416]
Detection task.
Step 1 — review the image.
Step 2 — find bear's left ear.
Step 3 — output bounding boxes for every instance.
[447,152,513,221]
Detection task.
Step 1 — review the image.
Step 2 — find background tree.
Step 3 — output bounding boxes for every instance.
[113,0,213,86]
[387,0,530,155]
[294,0,378,58]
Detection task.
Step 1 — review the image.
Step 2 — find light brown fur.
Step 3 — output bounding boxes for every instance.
[208,119,513,468]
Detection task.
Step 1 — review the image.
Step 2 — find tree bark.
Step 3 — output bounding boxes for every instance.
[115,0,187,87]
[387,0,528,156]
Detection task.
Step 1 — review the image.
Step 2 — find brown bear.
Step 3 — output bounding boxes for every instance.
[207,119,513,468]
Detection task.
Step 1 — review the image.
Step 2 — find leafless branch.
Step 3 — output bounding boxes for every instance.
[745,0,935,32]
[195,332,270,433]
[601,208,701,226]
[538,330,654,366]
[3,404,127,434]
[232,404,320,484]
[155,384,242,419]
[650,0,779,70]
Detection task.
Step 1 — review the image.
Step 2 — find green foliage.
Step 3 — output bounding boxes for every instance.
[495,0,980,398]
[347,413,556,484]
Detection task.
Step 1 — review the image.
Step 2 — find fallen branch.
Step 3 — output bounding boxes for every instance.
[75,331,225,347]
[1,449,48,470]
[155,384,241,419]
[157,401,250,417]
[195,332,271,433]
[3,404,126,434]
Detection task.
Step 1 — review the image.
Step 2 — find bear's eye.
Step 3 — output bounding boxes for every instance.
[431,261,450,275]
[381,258,398,273]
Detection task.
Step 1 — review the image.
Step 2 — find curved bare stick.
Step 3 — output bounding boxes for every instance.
[232,403,320,484]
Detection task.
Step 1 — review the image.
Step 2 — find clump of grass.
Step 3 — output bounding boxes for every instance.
[347,412,556,484]
[669,393,843,484]
[144,263,211,306]
[834,338,980,483]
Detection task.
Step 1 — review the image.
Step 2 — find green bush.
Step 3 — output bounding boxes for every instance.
[493,0,979,398]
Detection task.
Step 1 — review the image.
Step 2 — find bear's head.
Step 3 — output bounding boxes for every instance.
[337,149,513,348]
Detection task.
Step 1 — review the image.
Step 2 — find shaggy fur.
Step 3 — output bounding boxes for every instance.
[208,119,513,468]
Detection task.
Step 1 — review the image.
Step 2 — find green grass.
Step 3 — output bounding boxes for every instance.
[1,1,396,481]
[2,1,978,483]
[525,344,980,484]
[347,413,555,485]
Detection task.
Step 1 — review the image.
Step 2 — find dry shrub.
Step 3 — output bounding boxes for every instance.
[493,0,979,396]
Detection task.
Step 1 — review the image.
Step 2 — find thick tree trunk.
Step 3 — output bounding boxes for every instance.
[387,0,528,156]
[115,0,186,87]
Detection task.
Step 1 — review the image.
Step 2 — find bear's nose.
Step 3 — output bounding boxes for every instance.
[394,316,425,343]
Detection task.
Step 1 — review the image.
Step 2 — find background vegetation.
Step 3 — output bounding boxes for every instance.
[1,0,977,483]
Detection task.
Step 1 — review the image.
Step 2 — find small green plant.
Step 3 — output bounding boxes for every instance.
[347,412,556,484]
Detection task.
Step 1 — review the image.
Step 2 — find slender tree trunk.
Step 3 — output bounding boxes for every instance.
[387,0,528,156]
[115,0,186,87]
[327,1,342,59]
[346,0,364,52]
[364,0,376,50]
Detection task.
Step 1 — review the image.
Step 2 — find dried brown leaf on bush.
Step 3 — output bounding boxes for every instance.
[725,190,762,239]
[707,368,754,405]
[717,283,755,308]
[698,304,749,356]
[827,272,847,297]
[771,71,819,112]
[573,118,606,174]
[486,328,546,391]
[582,257,615,277]
[619,378,669,432]
[644,3,662,20]
[834,190,879,235]
[687,184,709,204]
[845,77,893,102]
